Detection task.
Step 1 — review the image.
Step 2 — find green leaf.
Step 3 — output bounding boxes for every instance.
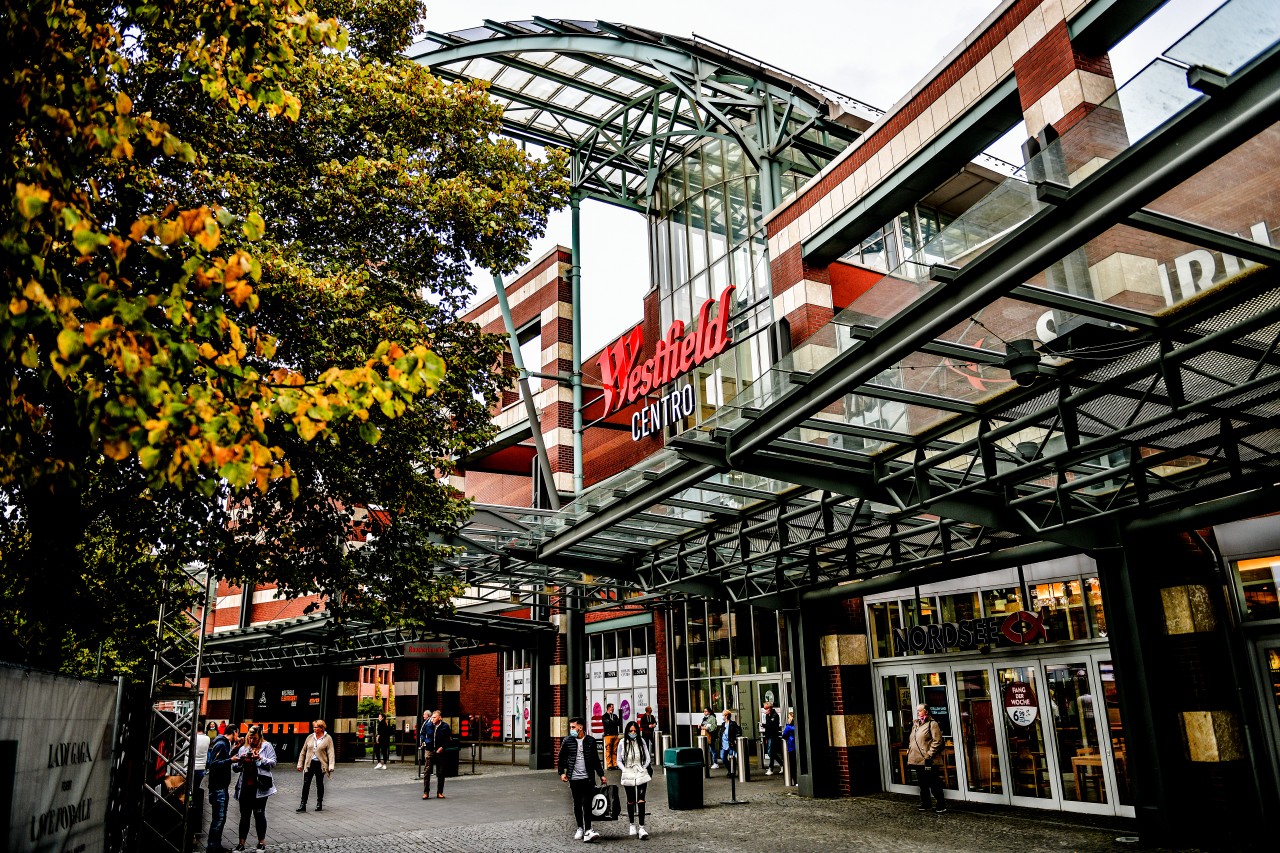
[56,329,82,360]
[242,211,266,241]
[138,446,162,470]
[219,461,252,487]
[358,422,382,445]
[72,228,110,256]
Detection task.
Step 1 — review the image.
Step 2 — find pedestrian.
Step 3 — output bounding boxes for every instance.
[373,712,391,769]
[782,711,797,784]
[231,724,277,851]
[204,722,232,853]
[719,710,742,776]
[295,719,334,813]
[422,710,452,799]
[908,703,945,814]
[760,701,782,775]
[194,723,210,788]
[600,702,622,770]
[637,705,657,756]
[558,716,608,843]
[700,707,721,769]
[618,720,652,840]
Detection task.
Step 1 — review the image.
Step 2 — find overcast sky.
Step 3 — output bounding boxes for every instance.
[421,0,1223,355]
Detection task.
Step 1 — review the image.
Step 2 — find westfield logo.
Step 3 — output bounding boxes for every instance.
[598,286,735,413]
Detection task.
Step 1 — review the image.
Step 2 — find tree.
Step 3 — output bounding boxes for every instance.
[1,0,568,675]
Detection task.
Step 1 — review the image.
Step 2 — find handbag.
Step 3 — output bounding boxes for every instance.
[590,784,622,820]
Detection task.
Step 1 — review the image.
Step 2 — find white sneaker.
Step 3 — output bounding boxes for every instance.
[638,827,649,840]
[711,763,720,769]
[629,824,637,836]
[583,829,600,842]
[765,769,773,775]
[573,828,584,840]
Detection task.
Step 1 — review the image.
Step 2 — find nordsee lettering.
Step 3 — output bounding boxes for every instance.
[598,285,735,415]
[47,741,93,768]
[891,611,1046,655]
[30,797,92,841]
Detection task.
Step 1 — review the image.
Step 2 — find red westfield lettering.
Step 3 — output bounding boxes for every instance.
[598,285,735,412]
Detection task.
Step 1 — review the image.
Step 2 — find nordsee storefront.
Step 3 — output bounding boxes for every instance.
[867,555,1133,817]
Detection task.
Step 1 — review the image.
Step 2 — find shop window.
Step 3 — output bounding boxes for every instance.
[753,606,780,673]
[777,612,790,671]
[709,607,732,677]
[731,603,755,674]
[869,601,901,658]
[982,587,1024,618]
[1029,580,1089,642]
[689,604,709,678]
[1085,577,1107,637]
[1236,556,1280,621]
[603,631,618,660]
[940,591,979,622]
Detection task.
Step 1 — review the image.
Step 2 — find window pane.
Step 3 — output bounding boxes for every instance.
[603,631,617,660]
[688,603,708,679]
[731,603,755,674]
[1030,580,1089,642]
[882,674,913,785]
[1237,556,1280,620]
[1045,662,1108,804]
[957,669,1002,794]
[1085,577,1107,638]
[754,606,780,673]
[708,605,731,677]
[982,587,1024,618]
[997,665,1052,799]
[869,601,901,658]
[916,671,958,790]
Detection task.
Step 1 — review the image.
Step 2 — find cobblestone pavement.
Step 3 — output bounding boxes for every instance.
[199,757,1200,853]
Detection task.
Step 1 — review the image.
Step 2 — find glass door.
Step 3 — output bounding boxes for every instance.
[954,666,1008,804]
[915,671,959,792]
[878,668,916,793]
[1042,657,1111,814]
[996,664,1059,809]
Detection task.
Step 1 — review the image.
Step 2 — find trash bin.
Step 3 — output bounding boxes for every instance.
[443,746,461,778]
[662,747,705,809]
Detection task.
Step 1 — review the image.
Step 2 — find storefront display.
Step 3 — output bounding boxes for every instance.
[867,558,1132,817]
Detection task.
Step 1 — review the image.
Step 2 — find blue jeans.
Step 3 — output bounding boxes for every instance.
[206,787,228,853]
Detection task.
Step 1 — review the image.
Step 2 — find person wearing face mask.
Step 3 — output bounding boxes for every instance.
[618,720,652,839]
[907,703,945,813]
[558,716,608,842]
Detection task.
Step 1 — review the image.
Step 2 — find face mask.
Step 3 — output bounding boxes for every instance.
[575,729,584,739]
[627,732,637,740]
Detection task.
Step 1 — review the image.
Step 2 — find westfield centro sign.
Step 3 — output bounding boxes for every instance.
[598,286,735,441]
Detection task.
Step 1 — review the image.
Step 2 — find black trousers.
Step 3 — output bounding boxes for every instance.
[373,741,389,763]
[569,778,596,830]
[236,789,267,841]
[300,759,324,805]
[915,763,944,809]
[624,782,648,825]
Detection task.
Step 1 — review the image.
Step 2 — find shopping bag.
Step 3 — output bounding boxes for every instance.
[590,784,622,820]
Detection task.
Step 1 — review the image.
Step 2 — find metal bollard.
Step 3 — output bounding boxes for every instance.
[782,745,793,787]
[660,734,671,774]
[736,736,750,783]
[470,742,477,775]
[510,716,517,765]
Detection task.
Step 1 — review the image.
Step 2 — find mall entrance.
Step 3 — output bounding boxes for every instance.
[876,651,1133,817]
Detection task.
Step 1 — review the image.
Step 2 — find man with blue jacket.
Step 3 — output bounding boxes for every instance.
[204,722,232,853]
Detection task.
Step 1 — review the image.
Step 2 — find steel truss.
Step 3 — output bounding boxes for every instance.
[431,38,1280,609]
[411,19,875,209]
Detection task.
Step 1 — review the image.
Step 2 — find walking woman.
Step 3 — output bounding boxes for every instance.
[907,704,945,814]
[232,725,278,850]
[618,720,652,840]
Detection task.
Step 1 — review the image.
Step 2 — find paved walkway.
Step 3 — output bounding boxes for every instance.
[199,757,1202,852]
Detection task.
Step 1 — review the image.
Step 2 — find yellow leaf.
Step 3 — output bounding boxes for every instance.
[15,183,51,219]
[9,298,28,315]
[103,439,131,460]
[115,91,132,115]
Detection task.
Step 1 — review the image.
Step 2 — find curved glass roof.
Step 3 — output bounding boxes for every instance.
[409,19,882,209]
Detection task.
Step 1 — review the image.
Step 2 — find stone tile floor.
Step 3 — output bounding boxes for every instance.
[196,757,1205,852]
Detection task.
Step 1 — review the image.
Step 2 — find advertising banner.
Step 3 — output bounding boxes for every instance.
[0,665,117,853]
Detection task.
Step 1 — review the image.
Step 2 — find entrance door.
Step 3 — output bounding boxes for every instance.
[878,668,916,793]
[1042,657,1112,814]
[1253,638,1280,804]
[995,664,1060,809]
[954,666,1008,804]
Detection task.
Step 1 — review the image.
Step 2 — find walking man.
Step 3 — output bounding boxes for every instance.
[204,722,232,853]
[296,719,335,813]
[601,703,622,770]
[558,716,607,842]
[760,701,782,775]
[422,710,452,799]
[637,705,657,757]
[374,712,394,769]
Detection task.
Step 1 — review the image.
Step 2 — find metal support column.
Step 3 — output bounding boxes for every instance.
[492,272,561,510]
[570,192,585,495]
[1093,541,1166,837]
[529,623,555,769]
[564,592,587,719]
[788,607,832,798]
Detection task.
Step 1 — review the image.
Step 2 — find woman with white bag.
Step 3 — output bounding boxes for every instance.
[618,720,653,839]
